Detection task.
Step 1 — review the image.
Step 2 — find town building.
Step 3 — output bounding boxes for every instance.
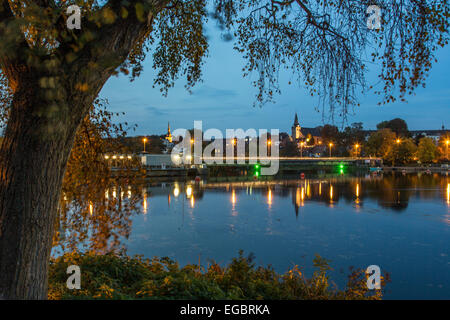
[290,113,323,145]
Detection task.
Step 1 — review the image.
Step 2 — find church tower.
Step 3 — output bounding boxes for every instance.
[291,113,302,140]
[165,122,173,143]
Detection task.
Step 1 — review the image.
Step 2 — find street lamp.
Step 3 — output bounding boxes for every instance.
[393,139,401,167]
[329,143,333,158]
[446,140,449,160]
[143,137,148,152]
[190,138,195,163]
[354,144,360,158]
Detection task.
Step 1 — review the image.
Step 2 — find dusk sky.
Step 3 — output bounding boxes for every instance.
[101,21,450,136]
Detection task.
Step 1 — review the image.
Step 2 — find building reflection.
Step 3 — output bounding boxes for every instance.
[54,173,449,256]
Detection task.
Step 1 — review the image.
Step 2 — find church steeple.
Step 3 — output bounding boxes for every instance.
[291,113,303,140]
[165,122,173,143]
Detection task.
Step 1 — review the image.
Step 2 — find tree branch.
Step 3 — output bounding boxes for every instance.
[0,0,32,88]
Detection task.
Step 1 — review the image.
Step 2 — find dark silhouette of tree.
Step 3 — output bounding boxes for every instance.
[321,124,339,144]
[280,139,300,157]
[377,118,410,137]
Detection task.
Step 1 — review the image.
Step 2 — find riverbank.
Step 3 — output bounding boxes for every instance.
[48,252,385,300]
[382,165,449,173]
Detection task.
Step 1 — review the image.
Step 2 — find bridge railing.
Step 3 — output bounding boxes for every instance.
[200,157,382,162]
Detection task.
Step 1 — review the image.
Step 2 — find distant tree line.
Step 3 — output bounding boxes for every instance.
[280,118,449,164]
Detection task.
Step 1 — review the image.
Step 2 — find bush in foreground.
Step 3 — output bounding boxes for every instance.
[48,251,386,300]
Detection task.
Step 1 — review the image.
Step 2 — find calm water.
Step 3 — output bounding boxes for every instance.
[58,173,450,299]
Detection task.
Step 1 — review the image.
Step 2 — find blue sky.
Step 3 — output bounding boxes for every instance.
[100,22,450,136]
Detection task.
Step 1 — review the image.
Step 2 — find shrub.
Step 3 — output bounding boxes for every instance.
[48,251,387,300]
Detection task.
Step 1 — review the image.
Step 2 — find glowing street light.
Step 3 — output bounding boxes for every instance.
[143,137,148,152]
[393,139,401,167]
[354,144,360,158]
[329,143,333,157]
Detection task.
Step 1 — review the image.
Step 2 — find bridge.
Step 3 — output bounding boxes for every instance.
[201,157,383,177]
[200,156,382,164]
[110,156,383,178]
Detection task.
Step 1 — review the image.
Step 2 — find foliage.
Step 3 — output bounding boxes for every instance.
[365,128,397,157]
[117,135,165,154]
[417,137,438,163]
[385,138,417,165]
[280,138,300,157]
[54,99,144,255]
[48,251,387,300]
[437,135,450,161]
[339,123,365,156]
[320,124,339,145]
[0,1,448,117]
[377,118,410,138]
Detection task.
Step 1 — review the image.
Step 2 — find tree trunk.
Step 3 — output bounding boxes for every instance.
[0,83,80,299]
[0,2,157,299]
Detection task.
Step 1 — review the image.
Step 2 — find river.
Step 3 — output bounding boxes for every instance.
[56,172,450,299]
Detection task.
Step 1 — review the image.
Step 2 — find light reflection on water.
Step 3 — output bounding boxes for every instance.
[58,173,450,299]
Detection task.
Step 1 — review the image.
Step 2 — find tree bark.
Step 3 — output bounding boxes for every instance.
[0,80,81,299]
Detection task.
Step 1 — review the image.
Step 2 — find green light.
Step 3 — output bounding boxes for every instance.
[253,164,261,177]
[340,169,344,174]
[339,163,344,169]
